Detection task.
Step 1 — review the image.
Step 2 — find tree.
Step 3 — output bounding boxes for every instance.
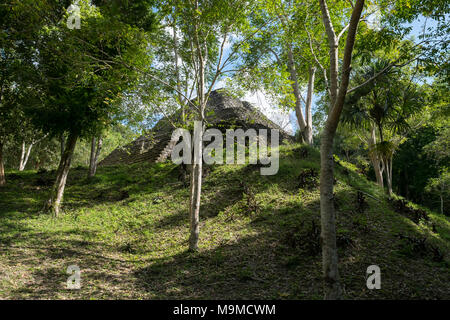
[317,0,365,299]
[18,132,49,171]
[422,115,450,214]
[0,47,37,183]
[342,59,426,196]
[235,0,331,145]
[0,1,37,184]
[16,0,153,216]
[154,0,254,251]
[316,0,448,298]
[425,169,450,215]
[88,135,103,178]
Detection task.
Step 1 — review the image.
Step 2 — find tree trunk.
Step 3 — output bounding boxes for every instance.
[440,195,444,215]
[173,17,185,123]
[94,136,102,168]
[318,0,365,300]
[44,132,78,217]
[189,121,203,251]
[60,134,65,158]
[279,15,314,145]
[88,136,103,178]
[19,141,26,171]
[304,66,316,145]
[286,44,308,140]
[0,140,6,186]
[385,156,393,197]
[23,143,32,170]
[189,5,206,251]
[88,137,96,178]
[19,141,33,171]
[369,127,384,187]
[20,134,47,171]
[319,130,341,298]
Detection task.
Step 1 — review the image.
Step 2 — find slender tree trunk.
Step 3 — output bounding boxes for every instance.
[173,17,185,123]
[189,121,203,251]
[189,3,207,251]
[60,134,65,158]
[44,132,78,217]
[385,156,393,197]
[0,140,6,186]
[369,127,384,187]
[23,143,32,170]
[318,0,365,300]
[319,130,340,298]
[19,134,48,171]
[375,159,384,187]
[389,157,393,196]
[94,136,102,167]
[19,142,33,171]
[279,15,313,145]
[376,120,393,196]
[286,45,308,140]
[304,66,316,145]
[88,137,96,178]
[88,136,103,178]
[19,141,26,171]
[440,195,444,215]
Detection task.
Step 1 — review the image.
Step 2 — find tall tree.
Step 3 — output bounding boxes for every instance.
[342,59,426,196]
[154,0,253,251]
[17,0,153,216]
[0,0,38,184]
[317,0,365,299]
[236,0,331,145]
[88,135,103,178]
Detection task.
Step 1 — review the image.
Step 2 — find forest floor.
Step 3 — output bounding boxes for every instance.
[0,143,449,299]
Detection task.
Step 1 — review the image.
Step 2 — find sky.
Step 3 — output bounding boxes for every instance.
[155,11,444,137]
[225,15,444,136]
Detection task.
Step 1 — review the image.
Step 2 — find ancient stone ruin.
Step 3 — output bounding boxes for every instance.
[99,90,292,167]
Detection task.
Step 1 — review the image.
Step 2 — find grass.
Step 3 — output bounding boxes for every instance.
[0,143,449,299]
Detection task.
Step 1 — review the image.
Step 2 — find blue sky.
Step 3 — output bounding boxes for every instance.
[286,15,444,134]
[156,12,445,136]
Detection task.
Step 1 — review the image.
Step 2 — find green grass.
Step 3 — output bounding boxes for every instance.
[0,143,449,299]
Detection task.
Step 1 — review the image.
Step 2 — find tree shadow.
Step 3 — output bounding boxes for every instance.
[134,231,324,299]
[1,144,449,299]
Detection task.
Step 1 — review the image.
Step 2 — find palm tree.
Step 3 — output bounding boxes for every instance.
[342,59,424,196]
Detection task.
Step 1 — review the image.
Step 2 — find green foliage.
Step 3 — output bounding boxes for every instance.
[393,125,443,211]
[1,143,449,298]
[1,1,154,141]
[343,58,425,137]
[425,169,450,195]
[233,0,331,111]
[92,0,157,32]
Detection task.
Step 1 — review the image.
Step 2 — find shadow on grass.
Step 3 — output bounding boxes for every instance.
[134,231,324,300]
[1,143,449,299]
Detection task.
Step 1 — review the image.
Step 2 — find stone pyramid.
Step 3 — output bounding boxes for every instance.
[99,90,292,167]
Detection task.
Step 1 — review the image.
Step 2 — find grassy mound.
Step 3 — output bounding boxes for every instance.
[0,143,448,299]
